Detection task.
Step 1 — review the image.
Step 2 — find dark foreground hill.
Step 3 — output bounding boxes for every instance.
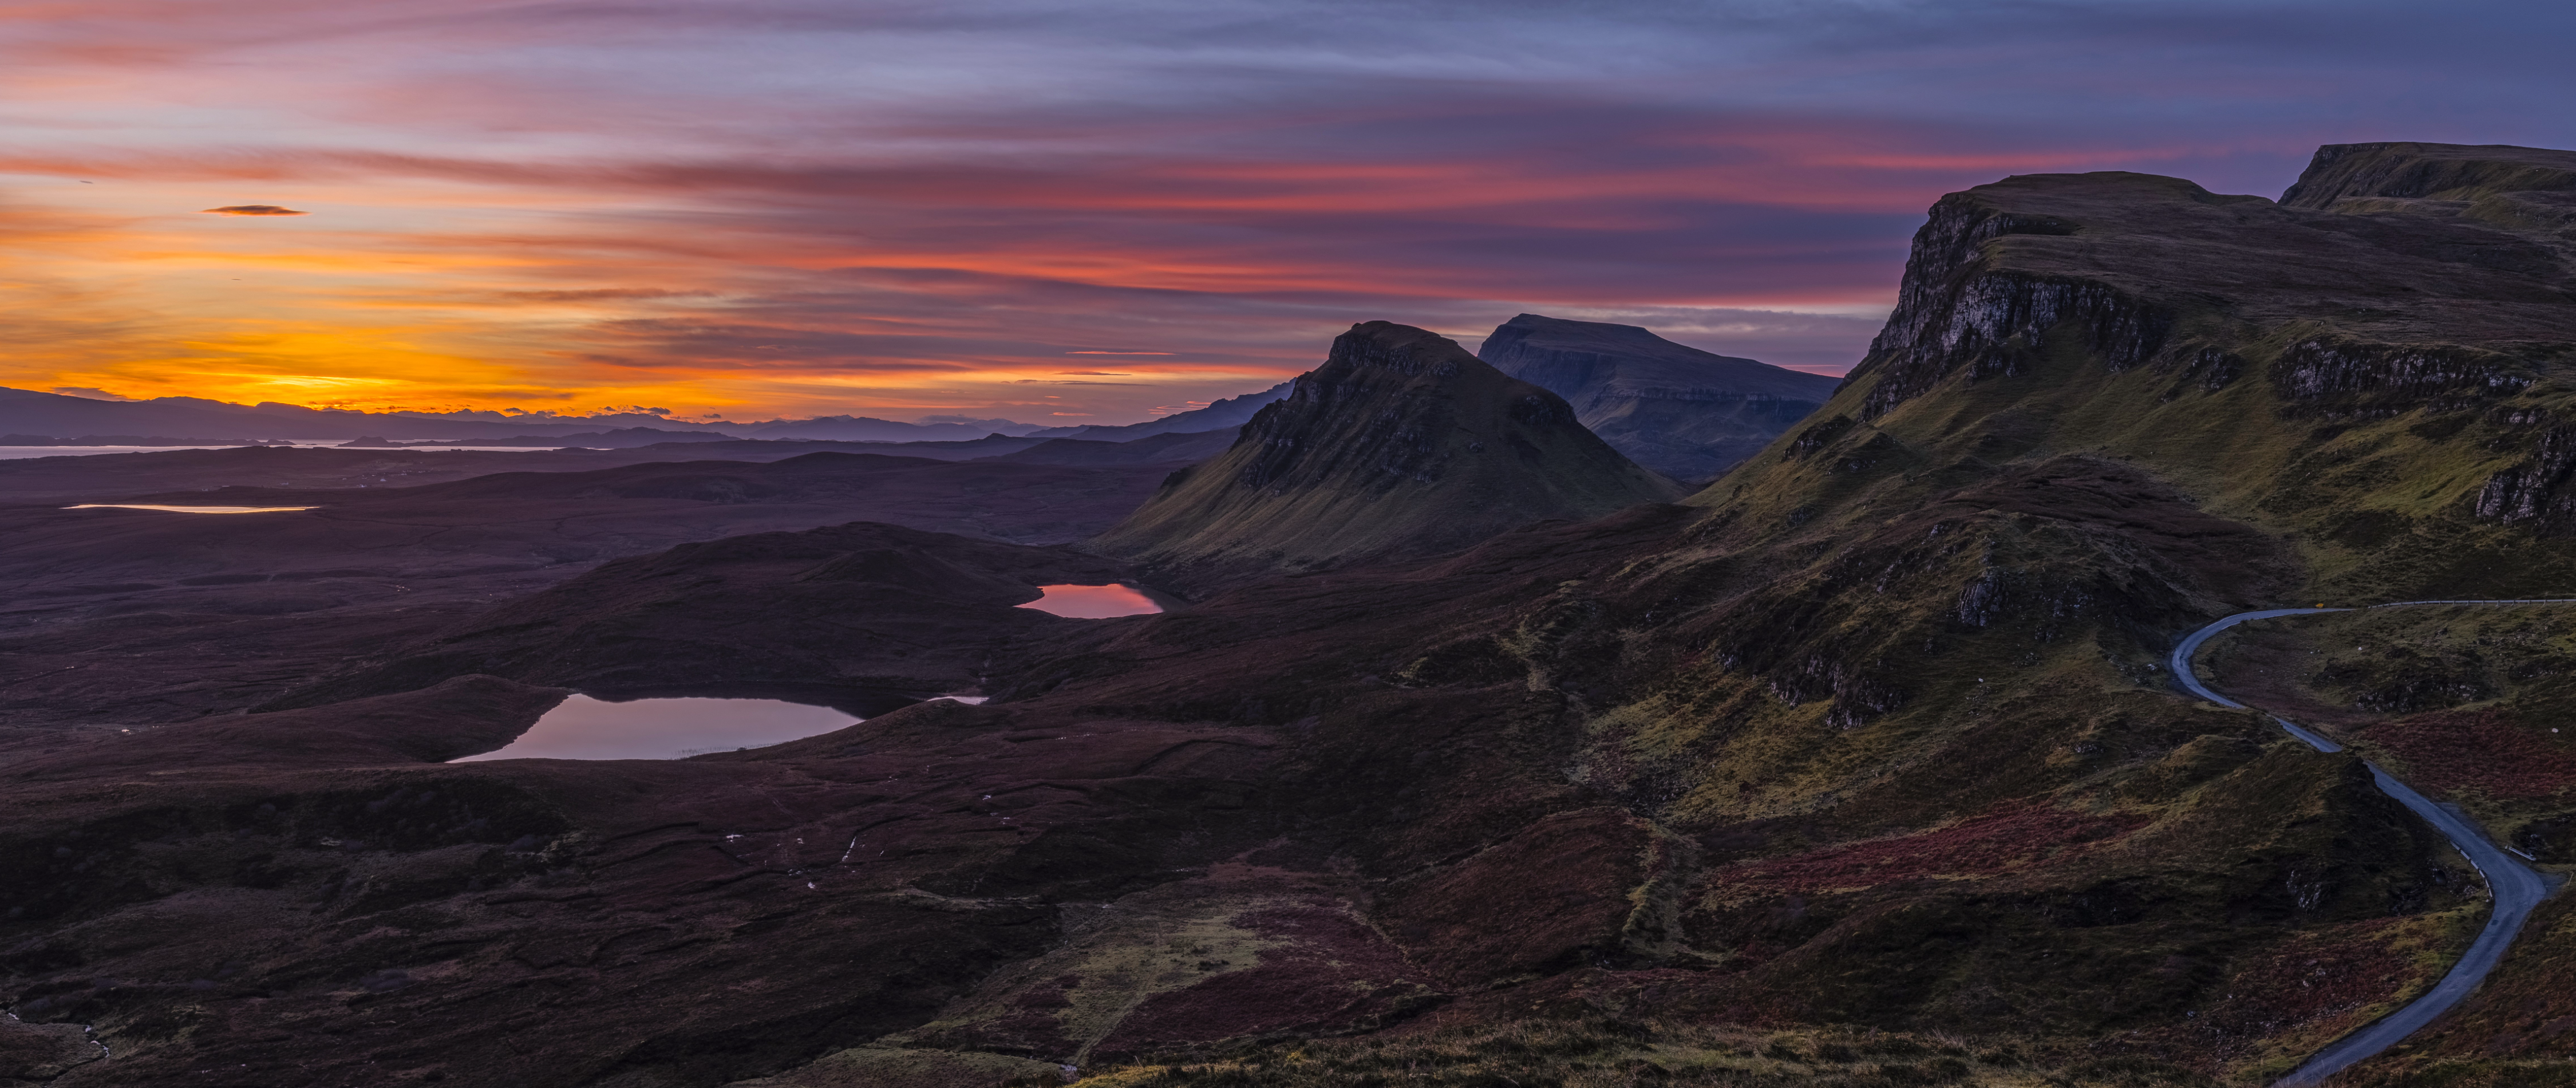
[1095,321,1681,590]
[1477,313,1839,480]
[271,521,1135,709]
[0,453,1175,729]
[7,143,2576,1088]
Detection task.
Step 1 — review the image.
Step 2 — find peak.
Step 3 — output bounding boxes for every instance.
[1096,322,1679,589]
[1328,321,1483,370]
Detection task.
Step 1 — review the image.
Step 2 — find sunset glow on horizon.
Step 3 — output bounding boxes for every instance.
[6,1,2571,424]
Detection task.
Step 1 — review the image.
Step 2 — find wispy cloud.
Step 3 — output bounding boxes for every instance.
[1,1,2570,420]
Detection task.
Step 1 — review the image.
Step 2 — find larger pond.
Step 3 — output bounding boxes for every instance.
[452,695,859,762]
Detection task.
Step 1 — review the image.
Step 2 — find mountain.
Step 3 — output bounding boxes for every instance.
[1476,313,1839,480]
[1093,321,1682,589]
[1024,380,1293,440]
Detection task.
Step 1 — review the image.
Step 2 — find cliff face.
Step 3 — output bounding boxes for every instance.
[1845,157,2576,422]
[1093,321,1681,589]
[1475,313,1838,480]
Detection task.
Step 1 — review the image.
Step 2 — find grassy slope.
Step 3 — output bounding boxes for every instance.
[1496,333,2492,1082]
[2197,606,2576,1087]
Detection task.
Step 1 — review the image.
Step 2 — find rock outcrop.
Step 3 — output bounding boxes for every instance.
[1475,313,1837,480]
[1093,321,1681,590]
[1844,150,2576,421]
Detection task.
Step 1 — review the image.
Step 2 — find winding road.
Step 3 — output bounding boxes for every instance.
[2168,604,2559,1087]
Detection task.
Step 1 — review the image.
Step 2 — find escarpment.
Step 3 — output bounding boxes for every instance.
[1846,149,2576,423]
[1094,320,1681,591]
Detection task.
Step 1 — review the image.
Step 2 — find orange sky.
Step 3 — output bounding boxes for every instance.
[6,1,2558,424]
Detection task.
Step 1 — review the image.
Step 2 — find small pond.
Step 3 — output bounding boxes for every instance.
[452,695,859,762]
[1016,584,1170,618]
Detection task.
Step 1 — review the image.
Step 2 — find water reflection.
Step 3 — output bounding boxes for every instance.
[451,695,857,762]
[63,503,318,513]
[1016,584,1166,618]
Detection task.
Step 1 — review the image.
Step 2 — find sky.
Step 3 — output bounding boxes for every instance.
[3,1,2573,425]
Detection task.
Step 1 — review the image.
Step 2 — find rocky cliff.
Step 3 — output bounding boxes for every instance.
[1844,148,2576,423]
[1093,321,1681,590]
[1475,313,1839,480]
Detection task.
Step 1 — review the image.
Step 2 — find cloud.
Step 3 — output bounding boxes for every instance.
[49,387,136,401]
[3,0,2573,422]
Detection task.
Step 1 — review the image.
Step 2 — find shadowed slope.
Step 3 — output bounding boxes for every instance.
[1094,321,1681,590]
[1477,313,1838,480]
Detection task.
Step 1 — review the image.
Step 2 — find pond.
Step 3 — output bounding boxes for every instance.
[1016,583,1170,618]
[451,695,859,762]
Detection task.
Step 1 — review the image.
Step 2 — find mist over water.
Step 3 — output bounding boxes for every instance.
[452,695,859,762]
[1016,584,1165,618]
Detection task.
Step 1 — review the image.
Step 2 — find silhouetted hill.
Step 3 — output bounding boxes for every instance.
[1095,321,1681,589]
[1477,313,1838,480]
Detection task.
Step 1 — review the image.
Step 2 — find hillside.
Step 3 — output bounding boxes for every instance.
[1477,313,1839,480]
[1094,321,1682,589]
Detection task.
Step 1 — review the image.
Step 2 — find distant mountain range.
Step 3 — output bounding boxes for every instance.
[0,388,1067,445]
[0,380,1308,447]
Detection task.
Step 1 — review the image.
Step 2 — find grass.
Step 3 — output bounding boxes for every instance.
[1061,1017,2209,1087]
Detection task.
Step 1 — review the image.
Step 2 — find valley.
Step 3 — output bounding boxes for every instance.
[6,141,2576,1088]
